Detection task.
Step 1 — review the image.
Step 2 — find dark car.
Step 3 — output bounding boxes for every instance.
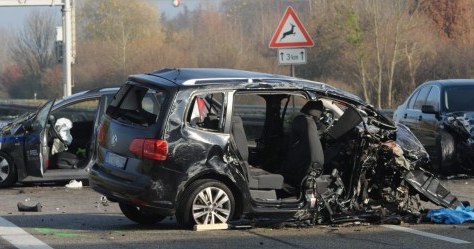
[0,87,118,187]
[89,68,460,229]
[394,79,474,174]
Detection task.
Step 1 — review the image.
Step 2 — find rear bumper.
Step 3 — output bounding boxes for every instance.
[88,164,175,216]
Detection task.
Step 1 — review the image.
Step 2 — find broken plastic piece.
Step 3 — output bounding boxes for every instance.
[17,202,42,212]
[65,180,83,189]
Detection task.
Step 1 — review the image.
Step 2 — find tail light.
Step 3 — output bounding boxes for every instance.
[97,123,107,144]
[129,138,168,161]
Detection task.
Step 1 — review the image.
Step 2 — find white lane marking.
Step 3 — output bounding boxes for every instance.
[0,217,53,249]
[383,224,471,244]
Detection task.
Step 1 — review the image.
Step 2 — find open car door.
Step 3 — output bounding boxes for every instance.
[25,100,55,177]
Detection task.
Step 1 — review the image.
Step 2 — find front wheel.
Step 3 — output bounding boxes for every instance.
[0,152,17,188]
[437,131,455,174]
[118,203,166,225]
[176,179,235,229]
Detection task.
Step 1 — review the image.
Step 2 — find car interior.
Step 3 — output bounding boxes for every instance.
[46,100,99,170]
[187,91,367,203]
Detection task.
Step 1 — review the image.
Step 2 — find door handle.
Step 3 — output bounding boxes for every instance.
[403,113,407,119]
[418,115,422,121]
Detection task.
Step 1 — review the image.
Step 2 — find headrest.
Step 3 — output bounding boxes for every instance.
[300,100,324,118]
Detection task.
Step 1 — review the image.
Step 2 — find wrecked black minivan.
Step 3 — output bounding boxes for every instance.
[394,79,474,174]
[89,68,461,228]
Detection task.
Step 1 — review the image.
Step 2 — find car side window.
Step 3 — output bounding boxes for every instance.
[107,85,167,127]
[187,92,225,132]
[425,86,440,112]
[406,90,419,109]
[413,86,431,110]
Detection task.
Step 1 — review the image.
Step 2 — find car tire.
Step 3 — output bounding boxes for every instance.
[437,131,455,174]
[118,202,166,225]
[0,152,17,188]
[176,179,235,229]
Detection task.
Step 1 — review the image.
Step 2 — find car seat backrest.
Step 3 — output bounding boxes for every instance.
[231,115,284,190]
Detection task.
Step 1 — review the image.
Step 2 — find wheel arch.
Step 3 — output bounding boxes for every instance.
[177,172,244,220]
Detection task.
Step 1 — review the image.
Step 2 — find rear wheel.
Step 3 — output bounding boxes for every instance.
[118,203,166,225]
[176,179,234,229]
[0,152,16,188]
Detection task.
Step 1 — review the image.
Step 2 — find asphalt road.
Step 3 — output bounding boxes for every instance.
[0,178,473,249]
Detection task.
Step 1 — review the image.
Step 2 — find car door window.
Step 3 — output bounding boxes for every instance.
[406,90,419,109]
[32,100,55,131]
[413,86,431,110]
[187,92,225,132]
[425,86,440,112]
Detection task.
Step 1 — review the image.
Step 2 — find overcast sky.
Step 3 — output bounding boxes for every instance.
[0,0,199,31]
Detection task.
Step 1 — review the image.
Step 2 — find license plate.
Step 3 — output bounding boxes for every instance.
[105,152,127,169]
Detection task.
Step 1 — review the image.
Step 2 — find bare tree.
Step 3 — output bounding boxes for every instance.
[2,10,58,98]
[78,0,163,79]
[9,10,56,78]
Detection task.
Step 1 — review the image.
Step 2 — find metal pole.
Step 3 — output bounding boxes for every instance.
[62,0,72,97]
[291,64,295,77]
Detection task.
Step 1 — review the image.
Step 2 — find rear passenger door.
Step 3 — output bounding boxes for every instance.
[400,86,431,141]
[406,85,432,145]
[419,86,441,150]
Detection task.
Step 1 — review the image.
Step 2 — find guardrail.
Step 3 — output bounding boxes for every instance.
[0,99,46,118]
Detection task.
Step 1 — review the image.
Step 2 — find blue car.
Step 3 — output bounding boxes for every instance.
[0,87,117,187]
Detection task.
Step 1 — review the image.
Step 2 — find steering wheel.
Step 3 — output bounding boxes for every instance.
[320,109,335,133]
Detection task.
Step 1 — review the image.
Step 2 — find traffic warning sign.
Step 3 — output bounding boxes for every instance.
[269,6,314,48]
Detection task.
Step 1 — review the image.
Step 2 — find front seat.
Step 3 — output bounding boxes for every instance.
[231,116,284,190]
[281,100,325,188]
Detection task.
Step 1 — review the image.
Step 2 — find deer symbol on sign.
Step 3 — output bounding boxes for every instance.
[280,23,296,41]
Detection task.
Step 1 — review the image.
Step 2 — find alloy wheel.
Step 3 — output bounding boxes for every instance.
[0,157,10,183]
[192,186,232,225]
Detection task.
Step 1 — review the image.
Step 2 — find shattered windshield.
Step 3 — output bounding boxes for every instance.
[444,86,474,112]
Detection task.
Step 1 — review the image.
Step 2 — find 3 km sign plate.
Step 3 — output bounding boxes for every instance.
[278,48,306,65]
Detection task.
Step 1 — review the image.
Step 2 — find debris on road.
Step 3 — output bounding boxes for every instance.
[17,202,42,212]
[193,223,229,231]
[100,195,109,206]
[65,180,82,189]
[427,205,474,224]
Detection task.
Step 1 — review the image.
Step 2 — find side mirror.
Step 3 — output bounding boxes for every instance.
[421,105,439,115]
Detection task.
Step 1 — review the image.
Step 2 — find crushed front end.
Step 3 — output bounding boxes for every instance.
[442,112,474,172]
[298,104,462,225]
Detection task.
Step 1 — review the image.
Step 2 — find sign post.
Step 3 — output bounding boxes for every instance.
[269,6,314,77]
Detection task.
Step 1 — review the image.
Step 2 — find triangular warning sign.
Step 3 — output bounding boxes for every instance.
[269,6,314,48]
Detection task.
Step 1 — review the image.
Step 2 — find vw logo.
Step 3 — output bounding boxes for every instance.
[111,134,118,147]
